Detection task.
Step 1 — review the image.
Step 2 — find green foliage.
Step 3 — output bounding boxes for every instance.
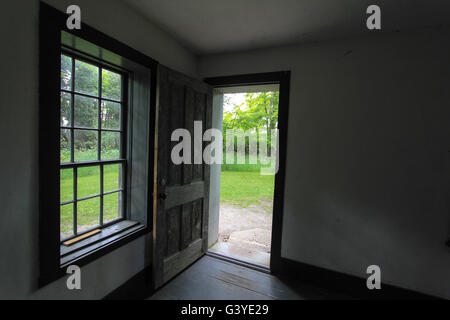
[102,69,121,101]
[75,60,99,96]
[61,55,72,90]
[60,55,122,163]
[222,91,279,165]
[223,91,279,133]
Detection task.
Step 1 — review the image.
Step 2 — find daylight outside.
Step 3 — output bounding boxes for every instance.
[60,53,124,241]
[209,90,279,267]
[60,49,280,267]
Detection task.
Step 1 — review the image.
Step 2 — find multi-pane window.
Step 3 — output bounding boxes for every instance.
[60,53,127,241]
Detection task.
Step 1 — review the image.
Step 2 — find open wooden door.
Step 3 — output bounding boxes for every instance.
[152,65,212,289]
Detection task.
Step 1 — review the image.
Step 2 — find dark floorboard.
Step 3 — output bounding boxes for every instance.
[148,256,351,300]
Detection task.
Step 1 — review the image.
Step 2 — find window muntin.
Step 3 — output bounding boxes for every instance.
[59,52,127,242]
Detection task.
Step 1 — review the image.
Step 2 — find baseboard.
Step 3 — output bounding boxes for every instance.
[278,258,440,300]
[103,267,153,300]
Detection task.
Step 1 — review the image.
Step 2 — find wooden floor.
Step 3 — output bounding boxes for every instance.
[148,255,350,300]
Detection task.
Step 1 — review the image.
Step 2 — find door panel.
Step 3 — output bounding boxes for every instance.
[153,65,212,289]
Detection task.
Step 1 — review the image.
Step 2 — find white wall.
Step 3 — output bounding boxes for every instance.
[43,0,198,77]
[0,0,196,299]
[199,28,450,298]
[208,92,223,247]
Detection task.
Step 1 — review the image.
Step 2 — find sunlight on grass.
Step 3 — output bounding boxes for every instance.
[104,192,121,223]
[60,164,121,238]
[60,203,73,238]
[220,171,275,208]
[77,197,100,233]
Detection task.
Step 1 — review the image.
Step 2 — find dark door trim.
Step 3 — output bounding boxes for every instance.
[204,71,291,273]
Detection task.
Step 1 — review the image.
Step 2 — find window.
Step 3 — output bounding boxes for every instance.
[39,3,157,286]
[59,53,127,241]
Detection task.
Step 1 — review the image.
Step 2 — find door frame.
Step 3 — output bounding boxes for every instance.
[204,71,291,274]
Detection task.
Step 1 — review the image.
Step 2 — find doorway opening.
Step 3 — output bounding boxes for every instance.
[208,84,280,269]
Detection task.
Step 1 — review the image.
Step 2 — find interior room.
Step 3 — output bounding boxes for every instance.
[1,0,450,302]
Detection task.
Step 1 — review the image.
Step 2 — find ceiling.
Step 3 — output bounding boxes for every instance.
[123,0,450,56]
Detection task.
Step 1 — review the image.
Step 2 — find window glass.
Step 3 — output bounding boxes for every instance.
[104,192,122,223]
[101,101,121,130]
[101,132,121,160]
[60,92,71,126]
[75,60,99,96]
[102,69,121,101]
[60,129,71,164]
[61,55,72,90]
[104,164,121,192]
[77,197,100,233]
[60,53,126,241]
[77,166,100,199]
[60,203,74,239]
[74,95,98,128]
[74,129,98,162]
[60,168,74,202]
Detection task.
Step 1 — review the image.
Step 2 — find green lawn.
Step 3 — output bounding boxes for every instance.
[221,151,276,173]
[220,171,275,208]
[60,159,275,238]
[60,164,122,239]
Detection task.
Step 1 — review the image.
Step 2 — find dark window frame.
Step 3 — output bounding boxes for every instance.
[39,2,158,287]
[59,50,129,242]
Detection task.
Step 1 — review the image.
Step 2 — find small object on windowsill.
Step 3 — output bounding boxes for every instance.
[63,229,101,246]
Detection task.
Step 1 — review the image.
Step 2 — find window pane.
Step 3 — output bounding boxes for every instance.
[101,132,121,160]
[61,55,72,90]
[75,60,99,96]
[74,95,98,128]
[60,169,74,203]
[104,164,122,192]
[61,92,71,126]
[77,197,100,233]
[104,192,122,223]
[101,101,121,130]
[61,129,71,163]
[102,69,121,101]
[74,129,98,162]
[77,166,100,199]
[60,203,74,239]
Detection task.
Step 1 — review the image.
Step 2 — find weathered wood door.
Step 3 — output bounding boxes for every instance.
[152,65,212,289]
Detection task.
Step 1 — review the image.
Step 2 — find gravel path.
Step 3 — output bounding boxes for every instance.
[218,202,273,252]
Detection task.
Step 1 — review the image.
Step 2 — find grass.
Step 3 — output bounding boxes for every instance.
[220,151,276,208]
[220,171,275,208]
[60,163,122,239]
[61,148,119,163]
[60,150,275,238]
[221,151,276,173]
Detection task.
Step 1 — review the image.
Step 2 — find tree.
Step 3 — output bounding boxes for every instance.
[245,92,279,155]
[222,91,279,155]
[60,55,122,161]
